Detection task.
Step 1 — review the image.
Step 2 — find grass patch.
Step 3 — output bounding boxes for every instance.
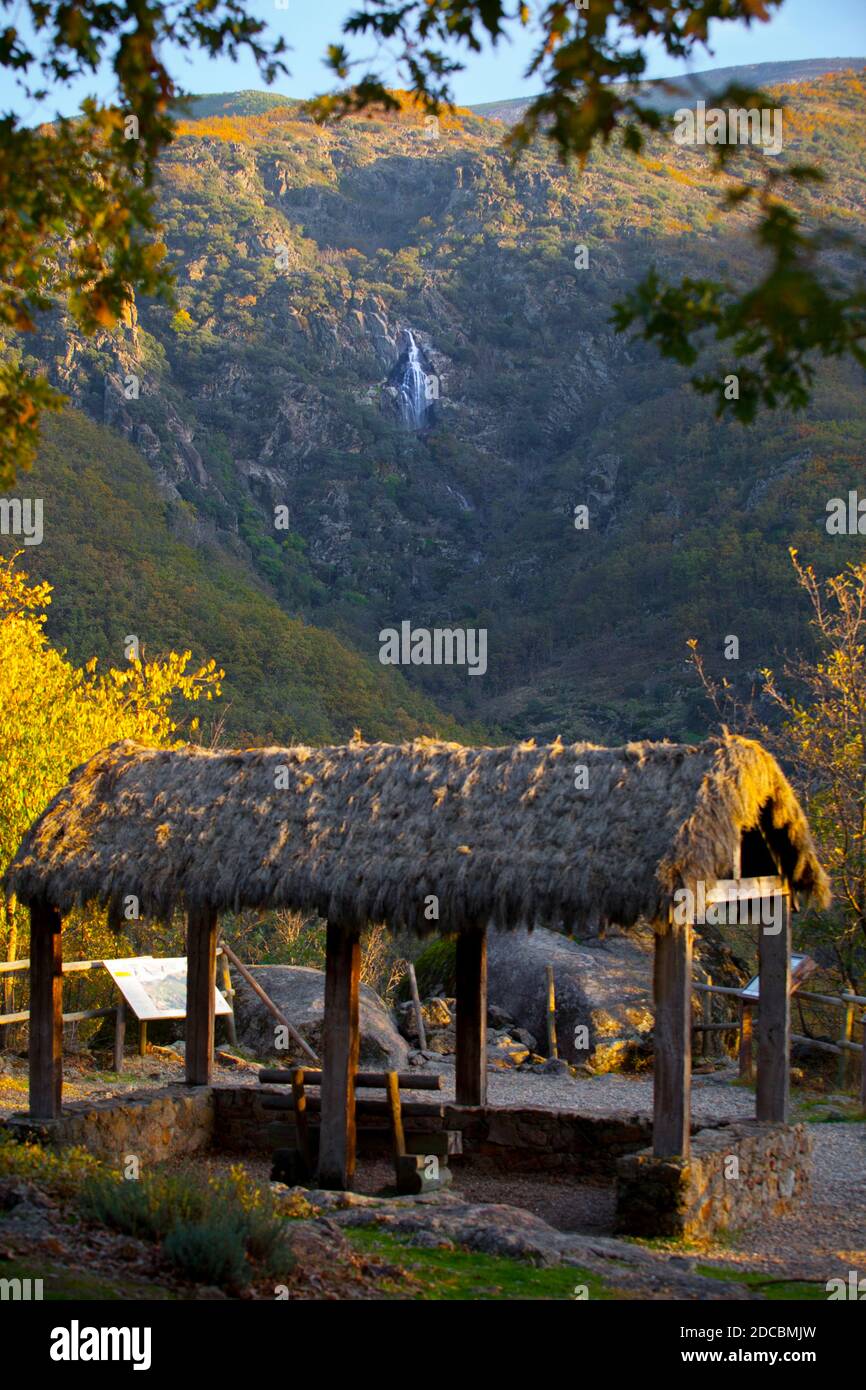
[696,1265,829,1300]
[345,1227,623,1300]
[0,1257,178,1301]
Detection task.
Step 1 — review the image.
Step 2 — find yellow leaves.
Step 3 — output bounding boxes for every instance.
[0,555,223,898]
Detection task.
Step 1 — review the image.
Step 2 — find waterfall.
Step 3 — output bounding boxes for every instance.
[398,331,429,429]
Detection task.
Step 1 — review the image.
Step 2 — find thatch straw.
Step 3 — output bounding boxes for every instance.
[3,733,830,934]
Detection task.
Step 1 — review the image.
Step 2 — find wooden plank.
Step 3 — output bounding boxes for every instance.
[455,924,487,1106]
[705,876,787,905]
[28,902,63,1119]
[258,1068,442,1090]
[652,921,692,1158]
[185,904,218,1086]
[317,921,361,1190]
[756,893,791,1123]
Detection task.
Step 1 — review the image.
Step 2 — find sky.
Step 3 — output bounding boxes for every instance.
[8,0,866,125]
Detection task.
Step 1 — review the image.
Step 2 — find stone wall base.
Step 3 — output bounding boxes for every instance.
[212,1088,653,1178]
[614,1119,812,1238]
[5,1086,214,1168]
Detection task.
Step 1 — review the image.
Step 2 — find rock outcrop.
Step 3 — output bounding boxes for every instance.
[232,964,410,1067]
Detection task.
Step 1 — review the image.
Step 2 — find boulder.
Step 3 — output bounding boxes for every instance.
[232,964,410,1068]
[487,924,741,1070]
[486,926,656,1069]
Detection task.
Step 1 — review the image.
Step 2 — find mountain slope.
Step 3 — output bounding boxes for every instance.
[3,410,470,744]
[18,67,866,744]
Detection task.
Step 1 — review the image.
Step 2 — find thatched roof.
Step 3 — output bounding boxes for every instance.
[4,734,829,934]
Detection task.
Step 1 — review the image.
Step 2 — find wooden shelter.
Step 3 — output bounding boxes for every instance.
[4,733,829,1188]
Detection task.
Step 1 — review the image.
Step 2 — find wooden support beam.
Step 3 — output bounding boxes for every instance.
[757,892,791,1123]
[29,902,63,1120]
[185,904,218,1086]
[455,924,487,1106]
[317,920,361,1190]
[653,921,692,1158]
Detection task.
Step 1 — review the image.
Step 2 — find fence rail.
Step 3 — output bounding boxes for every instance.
[692,978,866,1104]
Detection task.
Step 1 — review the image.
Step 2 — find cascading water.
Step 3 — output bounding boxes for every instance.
[397,331,430,429]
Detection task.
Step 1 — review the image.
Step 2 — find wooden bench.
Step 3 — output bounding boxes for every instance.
[257,1067,461,1193]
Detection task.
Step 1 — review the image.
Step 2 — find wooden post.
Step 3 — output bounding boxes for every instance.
[317,920,361,1190]
[385,1070,406,1182]
[756,890,791,1123]
[186,904,218,1086]
[701,974,713,1059]
[218,948,238,1047]
[407,961,427,1052]
[739,999,754,1079]
[29,902,63,1119]
[138,1019,148,1058]
[545,964,558,1059]
[292,1068,311,1175]
[653,920,692,1158]
[860,1014,866,1109]
[455,924,487,1106]
[837,1001,855,1091]
[113,1000,126,1073]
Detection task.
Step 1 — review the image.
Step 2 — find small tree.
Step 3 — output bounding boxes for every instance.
[0,552,222,976]
[688,549,866,991]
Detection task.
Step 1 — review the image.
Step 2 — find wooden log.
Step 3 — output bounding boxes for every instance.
[113,1001,126,1074]
[756,892,791,1123]
[455,924,487,1106]
[407,961,427,1052]
[653,920,692,1158]
[317,921,361,1190]
[186,904,218,1086]
[257,1068,442,1090]
[29,902,63,1119]
[545,964,558,1059]
[260,1094,444,1118]
[220,940,317,1063]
